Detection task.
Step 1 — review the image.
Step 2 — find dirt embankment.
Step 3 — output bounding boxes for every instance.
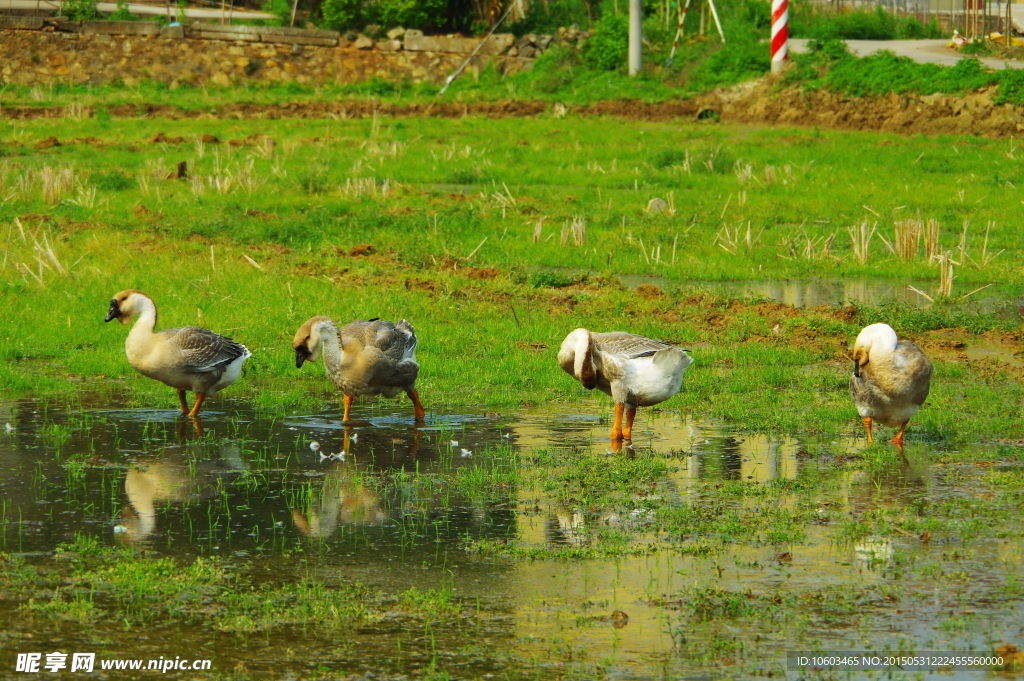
[3,74,1023,137]
[704,75,1024,138]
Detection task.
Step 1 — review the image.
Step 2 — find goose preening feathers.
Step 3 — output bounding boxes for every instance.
[293,316,425,422]
[104,290,251,417]
[558,328,693,441]
[850,323,933,446]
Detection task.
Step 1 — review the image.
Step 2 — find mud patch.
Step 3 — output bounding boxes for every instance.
[4,81,1023,138]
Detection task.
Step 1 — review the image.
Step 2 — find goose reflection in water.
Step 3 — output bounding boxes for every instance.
[116,443,246,543]
[291,426,422,540]
[291,462,391,538]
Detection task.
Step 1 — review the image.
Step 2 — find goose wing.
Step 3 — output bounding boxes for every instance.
[591,332,678,358]
[894,340,933,405]
[371,320,418,363]
[167,327,250,373]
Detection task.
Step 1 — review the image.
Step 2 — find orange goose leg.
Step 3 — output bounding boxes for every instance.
[622,407,637,441]
[177,389,190,416]
[863,416,874,444]
[610,403,625,441]
[187,392,206,418]
[891,420,909,446]
[343,394,354,422]
[407,389,426,421]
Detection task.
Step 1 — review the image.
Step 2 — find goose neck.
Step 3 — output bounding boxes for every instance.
[126,297,158,352]
[316,320,344,370]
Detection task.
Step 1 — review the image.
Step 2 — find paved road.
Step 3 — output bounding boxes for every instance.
[0,0,274,19]
[789,38,1024,71]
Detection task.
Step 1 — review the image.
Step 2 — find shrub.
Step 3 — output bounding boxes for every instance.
[321,0,362,30]
[64,0,97,21]
[582,13,629,71]
[522,44,580,93]
[685,28,770,92]
[368,0,448,30]
[109,0,136,21]
[792,5,943,40]
[321,0,449,30]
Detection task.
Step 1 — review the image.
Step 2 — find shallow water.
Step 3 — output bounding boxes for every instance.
[0,396,1021,679]
[619,275,1024,317]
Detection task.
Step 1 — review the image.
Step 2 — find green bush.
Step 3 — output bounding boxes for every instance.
[745,0,771,30]
[791,4,943,40]
[261,0,292,25]
[509,0,591,36]
[784,43,1024,106]
[582,13,629,71]
[369,0,448,30]
[321,0,361,30]
[321,0,448,30]
[109,0,136,21]
[521,44,580,93]
[64,0,97,21]
[685,27,770,91]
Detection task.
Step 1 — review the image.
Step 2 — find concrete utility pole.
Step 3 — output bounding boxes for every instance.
[629,0,642,75]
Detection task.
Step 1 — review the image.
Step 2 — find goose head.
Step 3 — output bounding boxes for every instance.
[852,323,898,378]
[293,316,333,368]
[105,289,150,325]
[559,328,599,389]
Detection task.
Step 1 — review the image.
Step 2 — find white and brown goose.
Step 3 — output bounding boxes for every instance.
[558,328,693,442]
[292,316,425,422]
[104,289,251,417]
[850,323,933,445]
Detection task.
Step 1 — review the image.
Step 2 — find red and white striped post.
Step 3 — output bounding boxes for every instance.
[770,0,788,73]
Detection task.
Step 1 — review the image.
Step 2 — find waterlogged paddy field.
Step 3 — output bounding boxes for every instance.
[0,110,1022,678]
[1,394,1023,680]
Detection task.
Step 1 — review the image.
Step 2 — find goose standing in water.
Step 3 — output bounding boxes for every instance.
[558,328,693,442]
[850,323,933,446]
[293,316,425,422]
[104,290,251,417]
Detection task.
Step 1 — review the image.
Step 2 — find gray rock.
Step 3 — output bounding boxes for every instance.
[386,26,405,40]
[646,198,668,214]
[0,16,44,29]
[354,35,374,49]
[159,25,184,39]
[81,20,161,36]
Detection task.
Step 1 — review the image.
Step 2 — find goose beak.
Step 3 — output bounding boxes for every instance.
[295,347,310,368]
[104,300,120,323]
[853,359,860,379]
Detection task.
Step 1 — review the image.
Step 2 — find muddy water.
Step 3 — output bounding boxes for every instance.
[0,396,1020,679]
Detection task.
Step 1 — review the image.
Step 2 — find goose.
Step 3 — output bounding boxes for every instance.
[293,316,425,422]
[850,323,933,445]
[104,289,251,417]
[558,328,693,441]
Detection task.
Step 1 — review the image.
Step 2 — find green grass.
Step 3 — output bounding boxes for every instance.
[786,40,1024,105]
[0,115,1022,446]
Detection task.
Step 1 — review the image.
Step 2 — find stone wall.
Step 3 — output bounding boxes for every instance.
[0,22,537,87]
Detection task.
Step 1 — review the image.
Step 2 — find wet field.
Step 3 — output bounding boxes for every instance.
[1,276,1022,680]
[2,386,1022,679]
